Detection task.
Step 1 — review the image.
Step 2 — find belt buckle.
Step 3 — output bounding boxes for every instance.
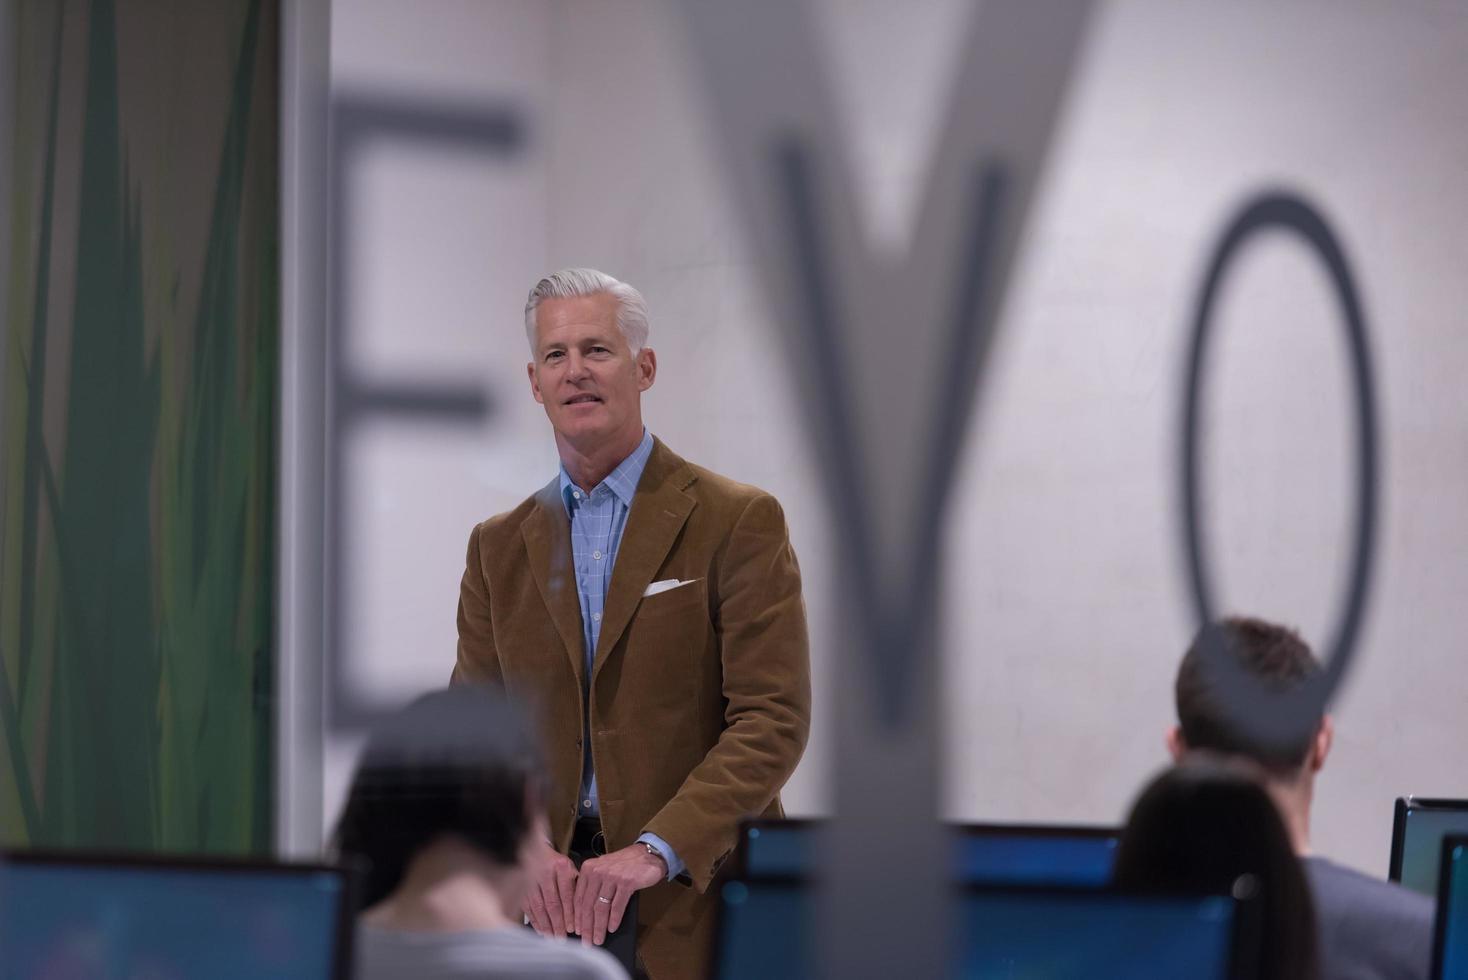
[591,829,607,856]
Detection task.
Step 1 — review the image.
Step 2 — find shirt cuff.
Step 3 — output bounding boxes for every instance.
[637,832,685,882]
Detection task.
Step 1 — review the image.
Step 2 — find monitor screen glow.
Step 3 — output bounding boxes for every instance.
[0,860,347,980]
[742,822,1118,886]
[1397,804,1468,897]
[1437,840,1468,980]
[713,878,1239,980]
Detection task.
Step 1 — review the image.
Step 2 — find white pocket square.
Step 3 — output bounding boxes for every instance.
[643,578,698,598]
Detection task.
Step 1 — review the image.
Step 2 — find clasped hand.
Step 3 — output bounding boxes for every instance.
[525,842,666,946]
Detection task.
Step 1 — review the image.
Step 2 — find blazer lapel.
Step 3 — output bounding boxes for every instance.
[592,440,697,682]
[521,478,587,690]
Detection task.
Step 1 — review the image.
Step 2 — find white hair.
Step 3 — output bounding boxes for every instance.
[523,268,650,354]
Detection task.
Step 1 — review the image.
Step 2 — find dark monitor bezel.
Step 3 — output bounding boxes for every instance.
[1431,834,1468,980]
[734,817,1119,880]
[708,872,1257,980]
[0,849,357,980]
[1388,797,1468,885]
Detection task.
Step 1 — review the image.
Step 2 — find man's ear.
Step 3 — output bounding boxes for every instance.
[527,361,544,404]
[1310,714,1334,773]
[636,347,657,391]
[1165,725,1188,763]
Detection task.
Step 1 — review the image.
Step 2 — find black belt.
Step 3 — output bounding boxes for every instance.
[571,816,609,860]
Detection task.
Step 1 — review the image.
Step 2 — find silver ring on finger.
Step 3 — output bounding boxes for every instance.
[597,895,612,904]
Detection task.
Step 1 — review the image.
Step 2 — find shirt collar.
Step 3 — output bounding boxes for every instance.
[558,429,654,516]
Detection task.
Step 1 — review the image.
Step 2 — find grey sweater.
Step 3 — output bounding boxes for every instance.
[355,925,628,980]
[1304,856,1436,980]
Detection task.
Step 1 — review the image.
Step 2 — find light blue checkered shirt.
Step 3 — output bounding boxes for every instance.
[558,429,683,880]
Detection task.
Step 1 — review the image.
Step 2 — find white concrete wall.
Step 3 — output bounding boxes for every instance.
[324,0,556,833]
[321,0,1468,875]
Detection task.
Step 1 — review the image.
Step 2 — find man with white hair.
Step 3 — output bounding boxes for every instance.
[453,269,811,980]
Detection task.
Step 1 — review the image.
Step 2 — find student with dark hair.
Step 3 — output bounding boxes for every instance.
[335,685,626,980]
[1114,757,1320,980]
[1168,616,1434,980]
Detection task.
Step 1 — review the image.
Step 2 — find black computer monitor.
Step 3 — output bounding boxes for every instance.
[1432,835,1468,980]
[736,819,812,877]
[710,875,1253,979]
[0,851,354,980]
[1389,798,1468,897]
[737,818,1118,886]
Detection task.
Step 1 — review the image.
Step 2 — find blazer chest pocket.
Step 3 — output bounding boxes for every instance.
[620,579,711,691]
[636,578,707,620]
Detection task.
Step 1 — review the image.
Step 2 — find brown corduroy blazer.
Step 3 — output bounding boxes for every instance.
[453,437,811,980]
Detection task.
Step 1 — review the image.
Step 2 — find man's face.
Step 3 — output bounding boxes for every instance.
[527,293,655,450]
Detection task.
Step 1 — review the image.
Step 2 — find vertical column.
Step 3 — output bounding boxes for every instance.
[276,0,332,859]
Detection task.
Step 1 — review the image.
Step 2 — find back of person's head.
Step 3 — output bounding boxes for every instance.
[1174,616,1324,774]
[333,684,544,909]
[1113,757,1319,980]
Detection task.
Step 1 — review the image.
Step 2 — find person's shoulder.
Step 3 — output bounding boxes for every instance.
[685,460,776,508]
[469,483,558,544]
[475,929,628,979]
[1303,855,1436,977]
[535,940,628,980]
[654,441,781,511]
[468,929,628,979]
[1309,850,1432,915]
[680,460,793,542]
[357,926,627,980]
